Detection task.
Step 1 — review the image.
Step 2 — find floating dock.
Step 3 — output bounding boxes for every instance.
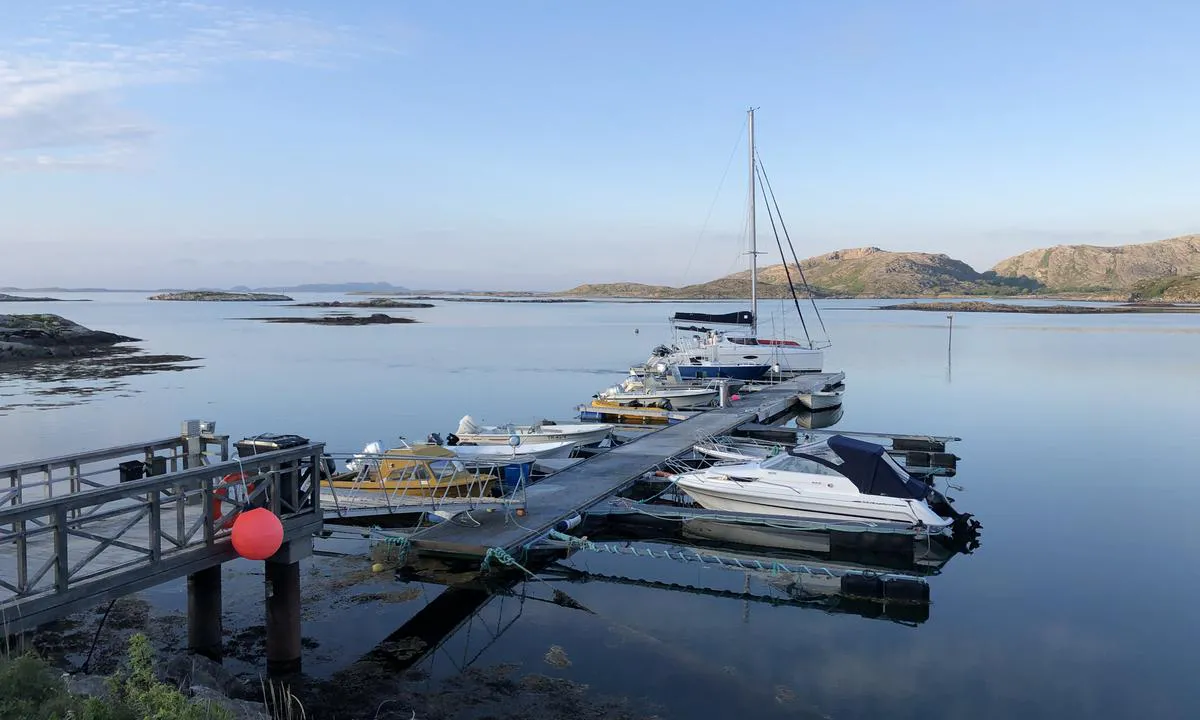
[403,373,839,561]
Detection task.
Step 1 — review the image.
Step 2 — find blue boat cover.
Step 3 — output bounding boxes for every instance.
[670,310,754,327]
[805,435,929,499]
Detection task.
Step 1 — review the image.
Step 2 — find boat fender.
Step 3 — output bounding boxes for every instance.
[554,513,582,532]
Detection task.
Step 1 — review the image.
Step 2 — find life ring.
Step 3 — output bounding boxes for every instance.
[213,472,254,529]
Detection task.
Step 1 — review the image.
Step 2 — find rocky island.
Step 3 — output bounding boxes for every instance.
[293,297,435,309]
[0,314,140,362]
[239,312,418,326]
[0,293,80,302]
[149,291,293,302]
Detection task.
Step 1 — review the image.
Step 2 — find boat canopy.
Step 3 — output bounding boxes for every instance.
[797,435,929,500]
[670,310,753,331]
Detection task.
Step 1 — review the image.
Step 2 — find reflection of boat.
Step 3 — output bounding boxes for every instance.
[332,442,493,497]
[673,435,955,531]
[451,415,613,448]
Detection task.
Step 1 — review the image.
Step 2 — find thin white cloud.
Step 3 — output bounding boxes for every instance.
[0,0,403,170]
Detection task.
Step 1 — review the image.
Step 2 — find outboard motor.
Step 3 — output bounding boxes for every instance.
[427,432,444,446]
[445,433,460,446]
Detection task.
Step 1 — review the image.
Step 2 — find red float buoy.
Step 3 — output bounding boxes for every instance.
[231,507,283,560]
[730,394,741,401]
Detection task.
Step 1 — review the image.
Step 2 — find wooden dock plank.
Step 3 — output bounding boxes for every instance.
[408,375,830,559]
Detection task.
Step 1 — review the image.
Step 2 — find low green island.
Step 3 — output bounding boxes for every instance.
[293,297,434,309]
[149,291,293,302]
[0,293,82,302]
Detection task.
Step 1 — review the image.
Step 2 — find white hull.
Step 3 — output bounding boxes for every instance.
[599,388,718,409]
[797,389,844,411]
[676,477,950,530]
[714,343,824,374]
[673,440,953,531]
[454,416,614,448]
[447,439,576,461]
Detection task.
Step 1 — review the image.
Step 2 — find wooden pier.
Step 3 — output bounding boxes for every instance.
[404,373,836,560]
[0,421,325,671]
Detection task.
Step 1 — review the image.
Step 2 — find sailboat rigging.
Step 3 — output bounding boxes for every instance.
[650,108,833,378]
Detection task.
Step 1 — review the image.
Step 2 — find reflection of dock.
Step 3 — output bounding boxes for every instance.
[405,374,840,561]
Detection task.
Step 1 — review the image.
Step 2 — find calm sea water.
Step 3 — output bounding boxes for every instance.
[2,293,1199,718]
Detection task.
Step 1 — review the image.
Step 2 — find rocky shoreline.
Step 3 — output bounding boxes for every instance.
[877,300,1200,314]
[0,314,139,362]
[150,291,294,302]
[0,293,85,302]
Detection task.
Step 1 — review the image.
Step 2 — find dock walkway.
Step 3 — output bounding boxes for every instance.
[407,373,836,559]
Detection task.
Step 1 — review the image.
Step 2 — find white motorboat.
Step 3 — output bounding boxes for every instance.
[450,415,614,448]
[434,436,576,461]
[673,435,954,532]
[797,380,845,411]
[595,377,719,409]
[694,436,823,463]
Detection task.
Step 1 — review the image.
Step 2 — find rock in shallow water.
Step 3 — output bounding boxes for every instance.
[0,313,138,362]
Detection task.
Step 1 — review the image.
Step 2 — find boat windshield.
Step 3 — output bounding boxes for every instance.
[428,459,466,475]
[879,450,912,480]
[759,452,844,478]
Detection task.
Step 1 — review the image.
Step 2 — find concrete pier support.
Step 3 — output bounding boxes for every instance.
[265,538,310,674]
[187,565,223,660]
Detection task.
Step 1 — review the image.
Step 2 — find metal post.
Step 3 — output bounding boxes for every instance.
[719,381,731,408]
[187,565,223,661]
[748,107,758,337]
[182,420,204,470]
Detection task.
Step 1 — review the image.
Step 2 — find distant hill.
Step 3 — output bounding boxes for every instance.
[991,235,1200,292]
[563,247,1038,299]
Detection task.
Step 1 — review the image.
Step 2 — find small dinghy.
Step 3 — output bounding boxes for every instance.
[451,415,614,448]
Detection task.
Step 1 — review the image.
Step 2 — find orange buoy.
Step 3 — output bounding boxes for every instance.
[230,507,283,560]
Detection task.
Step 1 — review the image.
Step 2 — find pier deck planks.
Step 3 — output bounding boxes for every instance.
[408,374,836,559]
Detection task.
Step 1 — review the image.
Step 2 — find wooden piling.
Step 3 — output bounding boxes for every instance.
[186,565,223,660]
[264,539,309,674]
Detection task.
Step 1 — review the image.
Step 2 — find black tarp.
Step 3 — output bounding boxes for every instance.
[670,310,754,327]
[812,435,929,499]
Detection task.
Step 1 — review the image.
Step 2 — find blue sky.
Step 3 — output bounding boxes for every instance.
[1,0,1198,290]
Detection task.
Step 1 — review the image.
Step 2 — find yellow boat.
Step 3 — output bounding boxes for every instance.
[325,444,495,497]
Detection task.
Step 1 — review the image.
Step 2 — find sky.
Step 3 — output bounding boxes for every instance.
[1,0,1199,290]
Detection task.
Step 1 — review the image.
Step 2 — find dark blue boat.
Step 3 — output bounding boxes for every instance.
[675,362,770,381]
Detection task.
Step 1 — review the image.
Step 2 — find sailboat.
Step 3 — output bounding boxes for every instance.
[651,108,834,378]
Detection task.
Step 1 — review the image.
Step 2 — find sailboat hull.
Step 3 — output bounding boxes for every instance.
[676,363,770,381]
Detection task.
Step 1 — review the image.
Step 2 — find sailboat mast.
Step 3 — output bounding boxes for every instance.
[748,106,758,337]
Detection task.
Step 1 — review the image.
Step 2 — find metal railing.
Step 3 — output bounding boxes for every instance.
[0,442,324,634]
